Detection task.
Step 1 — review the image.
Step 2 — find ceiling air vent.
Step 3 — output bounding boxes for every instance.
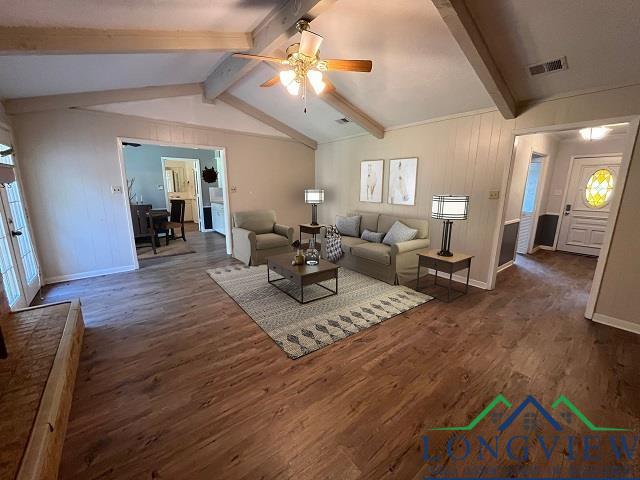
[335,117,351,124]
[528,56,568,76]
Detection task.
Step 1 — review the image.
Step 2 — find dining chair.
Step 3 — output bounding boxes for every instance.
[163,199,187,242]
[130,204,157,254]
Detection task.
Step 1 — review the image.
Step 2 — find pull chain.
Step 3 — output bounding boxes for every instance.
[303,78,308,114]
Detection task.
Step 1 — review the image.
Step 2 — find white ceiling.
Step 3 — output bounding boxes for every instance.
[546,123,629,142]
[229,63,366,143]
[466,0,640,102]
[0,0,280,31]
[0,0,496,141]
[296,0,494,127]
[0,53,225,98]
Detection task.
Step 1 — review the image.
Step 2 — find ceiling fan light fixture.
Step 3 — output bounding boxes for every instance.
[299,30,323,58]
[307,69,325,94]
[286,80,300,96]
[279,69,296,87]
[580,126,611,141]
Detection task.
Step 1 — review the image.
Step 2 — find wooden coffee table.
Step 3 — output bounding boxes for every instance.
[267,253,338,304]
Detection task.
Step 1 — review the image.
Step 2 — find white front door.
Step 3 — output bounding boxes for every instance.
[557,155,621,256]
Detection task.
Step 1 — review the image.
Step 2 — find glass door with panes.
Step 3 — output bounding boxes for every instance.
[0,140,40,308]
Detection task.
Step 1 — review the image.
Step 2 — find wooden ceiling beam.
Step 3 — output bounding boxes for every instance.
[3,83,204,115]
[0,27,252,55]
[320,89,385,139]
[432,0,517,119]
[204,0,336,101]
[218,92,317,150]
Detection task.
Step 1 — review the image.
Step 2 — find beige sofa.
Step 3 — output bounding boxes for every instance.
[321,212,429,285]
[232,210,293,265]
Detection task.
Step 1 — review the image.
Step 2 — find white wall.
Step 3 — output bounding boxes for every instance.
[12,108,314,283]
[316,110,515,287]
[0,103,10,130]
[317,83,640,329]
[542,135,628,214]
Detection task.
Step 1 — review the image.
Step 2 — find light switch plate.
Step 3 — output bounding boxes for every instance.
[111,185,122,193]
[488,190,500,200]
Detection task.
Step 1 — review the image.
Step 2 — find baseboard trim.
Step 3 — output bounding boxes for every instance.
[45,265,137,285]
[425,268,488,290]
[497,260,514,273]
[592,313,640,335]
[538,245,555,251]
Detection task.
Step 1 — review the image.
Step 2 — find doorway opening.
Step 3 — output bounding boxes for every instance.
[494,119,638,320]
[119,139,230,264]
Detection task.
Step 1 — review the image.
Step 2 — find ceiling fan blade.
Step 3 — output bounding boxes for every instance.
[299,30,323,57]
[323,59,373,72]
[260,74,281,88]
[233,53,286,64]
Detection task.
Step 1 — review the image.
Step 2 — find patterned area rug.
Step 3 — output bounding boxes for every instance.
[138,240,195,260]
[207,264,432,359]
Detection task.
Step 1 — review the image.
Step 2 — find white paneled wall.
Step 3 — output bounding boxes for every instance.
[318,83,640,329]
[316,110,515,286]
[12,108,314,283]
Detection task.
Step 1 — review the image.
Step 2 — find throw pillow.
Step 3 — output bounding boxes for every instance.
[335,215,361,237]
[382,221,418,245]
[361,229,385,243]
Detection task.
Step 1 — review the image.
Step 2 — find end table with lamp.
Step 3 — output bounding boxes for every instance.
[416,194,471,302]
[301,189,325,247]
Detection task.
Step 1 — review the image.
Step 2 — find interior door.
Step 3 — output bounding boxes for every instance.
[557,155,621,256]
[517,157,544,255]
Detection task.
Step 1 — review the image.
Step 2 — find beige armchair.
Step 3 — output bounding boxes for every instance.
[232,210,294,265]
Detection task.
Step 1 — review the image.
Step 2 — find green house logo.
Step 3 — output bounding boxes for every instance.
[429,394,630,432]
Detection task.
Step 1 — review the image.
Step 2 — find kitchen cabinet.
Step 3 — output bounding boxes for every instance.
[212,202,226,235]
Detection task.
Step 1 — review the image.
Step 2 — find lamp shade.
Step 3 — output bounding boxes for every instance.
[432,195,469,220]
[305,189,324,204]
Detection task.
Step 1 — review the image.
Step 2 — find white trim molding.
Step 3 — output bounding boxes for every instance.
[45,264,137,285]
[592,313,640,335]
[496,260,514,273]
[426,268,488,290]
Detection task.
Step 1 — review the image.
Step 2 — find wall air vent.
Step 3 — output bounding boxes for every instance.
[335,117,351,124]
[528,56,568,76]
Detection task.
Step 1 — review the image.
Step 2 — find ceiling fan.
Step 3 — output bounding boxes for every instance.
[233,20,372,100]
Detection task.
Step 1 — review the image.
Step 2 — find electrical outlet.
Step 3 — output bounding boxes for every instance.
[488,190,500,200]
[111,185,122,194]
[157,184,164,190]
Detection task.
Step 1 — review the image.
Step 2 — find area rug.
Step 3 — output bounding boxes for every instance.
[207,265,432,359]
[138,241,195,260]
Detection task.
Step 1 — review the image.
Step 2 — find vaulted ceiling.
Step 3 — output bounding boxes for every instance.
[1,0,639,144]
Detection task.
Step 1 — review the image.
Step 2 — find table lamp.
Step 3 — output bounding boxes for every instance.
[432,195,469,257]
[304,189,324,225]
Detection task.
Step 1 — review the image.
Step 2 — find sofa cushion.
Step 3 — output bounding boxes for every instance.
[382,221,418,245]
[340,235,367,254]
[358,212,380,235]
[351,243,391,265]
[361,229,384,243]
[378,214,428,239]
[336,215,361,237]
[255,233,289,250]
[233,210,276,234]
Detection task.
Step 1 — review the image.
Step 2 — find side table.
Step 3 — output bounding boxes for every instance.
[416,249,474,302]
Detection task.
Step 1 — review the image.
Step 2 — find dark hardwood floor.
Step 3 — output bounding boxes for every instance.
[38,232,640,479]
